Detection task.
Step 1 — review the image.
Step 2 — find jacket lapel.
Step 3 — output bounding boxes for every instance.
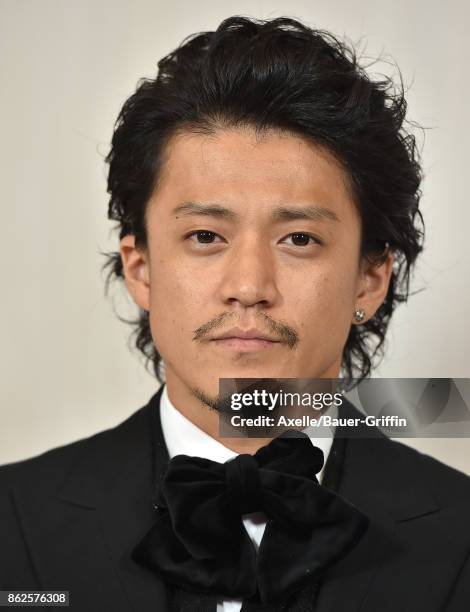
[315,399,442,611]
[13,386,173,612]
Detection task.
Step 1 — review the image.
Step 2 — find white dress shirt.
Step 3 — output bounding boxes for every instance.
[159,384,336,612]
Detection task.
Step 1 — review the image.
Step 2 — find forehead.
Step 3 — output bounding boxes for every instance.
[149,127,357,221]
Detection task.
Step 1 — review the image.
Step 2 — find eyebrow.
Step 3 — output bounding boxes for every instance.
[173,202,339,223]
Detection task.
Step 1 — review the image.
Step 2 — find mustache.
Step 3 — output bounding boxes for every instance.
[192,312,299,349]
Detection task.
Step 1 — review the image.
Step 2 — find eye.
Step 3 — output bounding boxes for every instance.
[186,230,224,244]
[281,232,320,247]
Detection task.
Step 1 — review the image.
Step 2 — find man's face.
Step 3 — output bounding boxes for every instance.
[121,127,392,405]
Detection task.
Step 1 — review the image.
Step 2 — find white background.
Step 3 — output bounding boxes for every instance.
[1,0,469,471]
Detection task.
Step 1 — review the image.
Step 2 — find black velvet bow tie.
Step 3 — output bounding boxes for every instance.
[132,430,369,605]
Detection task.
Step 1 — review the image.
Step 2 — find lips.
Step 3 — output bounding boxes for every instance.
[210,327,280,352]
[210,327,278,342]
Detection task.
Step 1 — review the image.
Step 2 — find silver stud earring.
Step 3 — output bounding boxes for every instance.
[354,308,365,323]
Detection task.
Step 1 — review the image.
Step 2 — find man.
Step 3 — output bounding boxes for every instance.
[1,15,469,612]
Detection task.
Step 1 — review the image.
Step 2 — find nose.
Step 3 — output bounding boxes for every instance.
[217,235,280,309]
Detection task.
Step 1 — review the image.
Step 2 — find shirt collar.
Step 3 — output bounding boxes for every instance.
[159,383,335,483]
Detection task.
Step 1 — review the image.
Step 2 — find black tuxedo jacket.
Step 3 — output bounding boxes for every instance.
[1,386,470,611]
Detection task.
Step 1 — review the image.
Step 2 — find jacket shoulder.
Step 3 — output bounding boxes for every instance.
[0,435,89,493]
[389,437,470,506]
[0,397,156,493]
[342,398,470,509]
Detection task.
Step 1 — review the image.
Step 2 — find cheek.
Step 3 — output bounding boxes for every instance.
[285,265,357,346]
[147,256,210,349]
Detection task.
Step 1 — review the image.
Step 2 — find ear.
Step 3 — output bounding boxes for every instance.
[119,235,150,312]
[354,249,394,324]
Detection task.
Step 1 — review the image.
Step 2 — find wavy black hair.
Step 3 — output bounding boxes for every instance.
[103,15,424,386]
